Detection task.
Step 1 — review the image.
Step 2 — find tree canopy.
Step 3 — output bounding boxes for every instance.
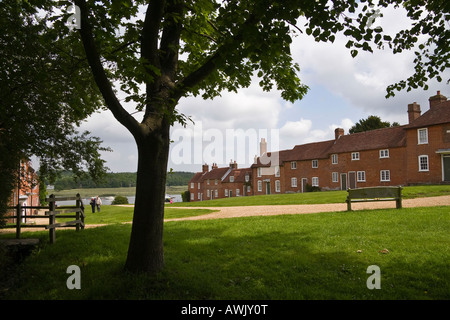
[349,115,400,134]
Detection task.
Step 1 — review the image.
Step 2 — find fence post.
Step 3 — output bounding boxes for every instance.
[48,194,56,244]
[75,193,80,232]
[16,202,22,239]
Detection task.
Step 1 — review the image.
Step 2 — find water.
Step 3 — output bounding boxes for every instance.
[55,194,182,206]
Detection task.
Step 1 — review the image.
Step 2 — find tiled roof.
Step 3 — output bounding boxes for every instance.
[407,100,450,129]
[328,125,407,154]
[189,172,205,183]
[286,140,335,161]
[223,167,252,183]
[201,167,230,181]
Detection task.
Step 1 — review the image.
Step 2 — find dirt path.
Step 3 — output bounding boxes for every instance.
[164,195,450,222]
[2,195,449,233]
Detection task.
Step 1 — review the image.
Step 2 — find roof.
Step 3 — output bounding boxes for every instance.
[202,167,230,181]
[407,100,450,129]
[223,167,252,183]
[286,140,335,161]
[328,125,407,154]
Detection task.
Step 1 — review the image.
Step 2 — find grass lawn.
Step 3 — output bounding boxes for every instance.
[169,184,450,207]
[1,204,449,300]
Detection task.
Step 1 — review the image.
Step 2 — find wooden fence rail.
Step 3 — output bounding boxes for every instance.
[1,194,85,244]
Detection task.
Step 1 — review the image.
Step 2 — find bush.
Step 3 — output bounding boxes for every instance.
[112,195,129,205]
[181,190,190,202]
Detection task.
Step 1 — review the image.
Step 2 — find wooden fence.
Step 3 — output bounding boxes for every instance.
[1,194,85,244]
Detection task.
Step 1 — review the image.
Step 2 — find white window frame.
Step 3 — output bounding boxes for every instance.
[380,170,390,182]
[312,160,318,168]
[190,193,194,200]
[312,177,319,187]
[275,180,281,192]
[418,128,428,144]
[419,155,429,172]
[357,171,366,182]
[291,177,297,187]
[275,165,280,177]
[190,182,194,189]
[247,185,251,193]
[379,149,389,158]
[230,176,234,182]
[257,167,262,177]
[352,152,360,161]
[225,189,228,197]
[257,180,262,192]
[245,173,249,182]
[198,182,200,189]
[291,161,297,169]
[332,172,339,183]
[214,189,218,198]
[198,193,201,200]
[236,188,240,196]
[332,154,338,164]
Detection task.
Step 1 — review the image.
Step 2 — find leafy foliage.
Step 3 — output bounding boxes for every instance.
[349,115,400,134]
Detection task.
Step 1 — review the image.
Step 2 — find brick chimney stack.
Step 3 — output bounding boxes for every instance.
[429,90,447,108]
[260,138,267,156]
[202,164,209,173]
[407,102,421,124]
[229,160,238,169]
[335,128,344,140]
[212,163,218,169]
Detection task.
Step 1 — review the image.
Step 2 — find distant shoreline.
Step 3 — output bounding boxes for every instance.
[51,185,187,198]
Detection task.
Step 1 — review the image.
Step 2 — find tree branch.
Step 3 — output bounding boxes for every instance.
[74,0,141,137]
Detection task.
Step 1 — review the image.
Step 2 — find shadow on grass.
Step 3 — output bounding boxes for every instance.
[3,208,450,300]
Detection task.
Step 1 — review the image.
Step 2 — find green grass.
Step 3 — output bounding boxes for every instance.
[2,205,449,300]
[51,185,187,198]
[169,185,450,207]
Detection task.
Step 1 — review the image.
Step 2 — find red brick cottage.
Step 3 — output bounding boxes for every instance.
[189,91,450,201]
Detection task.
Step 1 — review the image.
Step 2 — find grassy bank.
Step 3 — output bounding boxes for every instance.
[2,205,449,300]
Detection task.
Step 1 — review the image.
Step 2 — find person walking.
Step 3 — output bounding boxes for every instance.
[96,196,102,212]
[90,197,96,213]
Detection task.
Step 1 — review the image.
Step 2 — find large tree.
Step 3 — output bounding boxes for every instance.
[48,0,449,274]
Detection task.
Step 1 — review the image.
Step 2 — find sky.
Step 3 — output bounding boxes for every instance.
[79,4,449,173]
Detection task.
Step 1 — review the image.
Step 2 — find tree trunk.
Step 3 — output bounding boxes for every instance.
[124,117,170,274]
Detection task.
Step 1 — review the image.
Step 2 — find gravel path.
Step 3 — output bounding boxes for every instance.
[164,195,450,222]
[2,196,449,233]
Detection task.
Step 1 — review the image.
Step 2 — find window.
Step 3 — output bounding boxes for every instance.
[190,193,194,200]
[419,155,429,171]
[214,190,218,198]
[275,165,280,177]
[380,149,389,158]
[257,180,262,192]
[225,189,228,196]
[198,182,200,189]
[291,177,297,187]
[332,154,338,164]
[207,190,210,197]
[418,128,428,144]
[247,186,251,193]
[312,160,318,168]
[198,193,201,200]
[332,172,339,183]
[352,152,360,160]
[236,188,240,196]
[190,182,194,188]
[215,179,218,185]
[207,179,210,185]
[245,173,249,182]
[275,180,281,192]
[291,161,297,169]
[357,171,366,182]
[257,167,262,177]
[312,177,319,187]
[230,176,234,182]
[380,170,390,182]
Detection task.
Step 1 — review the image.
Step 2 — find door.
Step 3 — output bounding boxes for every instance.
[301,178,308,193]
[444,156,450,181]
[348,171,356,189]
[340,173,347,190]
[266,181,271,194]
[229,190,233,197]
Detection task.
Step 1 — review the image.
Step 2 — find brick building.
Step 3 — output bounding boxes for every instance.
[188,91,450,201]
[188,161,252,201]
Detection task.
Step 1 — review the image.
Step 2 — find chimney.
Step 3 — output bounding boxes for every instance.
[260,138,267,156]
[335,128,344,140]
[229,160,238,169]
[429,90,447,108]
[212,163,218,169]
[407,102,421,124]
[202,164,209,173]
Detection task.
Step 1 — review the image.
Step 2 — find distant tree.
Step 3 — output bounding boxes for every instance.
[349,115,400,134]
